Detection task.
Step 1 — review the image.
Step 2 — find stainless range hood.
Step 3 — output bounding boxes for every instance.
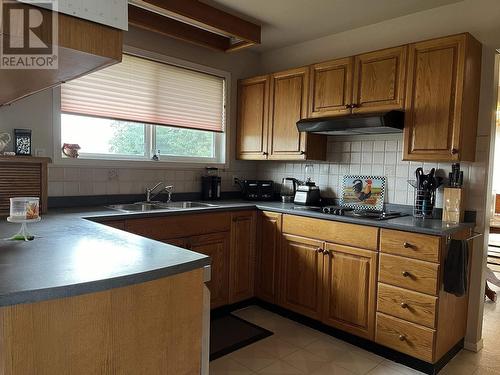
[296,110,404,135]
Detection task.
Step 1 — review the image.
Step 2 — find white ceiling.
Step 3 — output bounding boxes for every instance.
[202,0,464,52]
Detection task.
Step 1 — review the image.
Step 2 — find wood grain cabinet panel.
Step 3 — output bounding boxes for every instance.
[280,234,324,319]
[352,46,407,113]
[237,76,270,160]
[377,283,437,329]
[322,243,377,340]
[256,211,282,304]
[309,57,353,118]
[268,67,326,160]
[189,232,230,309]
[380,229,441,263]
[379,254,439,295]
[403,33,481,161]
[229,211,257,303]
[376,312,436,362]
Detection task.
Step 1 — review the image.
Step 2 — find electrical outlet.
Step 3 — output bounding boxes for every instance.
[233,176,240,185]
[35,148,46,157]
[108,169,119,180]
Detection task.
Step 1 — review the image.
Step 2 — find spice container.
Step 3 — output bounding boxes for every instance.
[9,197,40,220]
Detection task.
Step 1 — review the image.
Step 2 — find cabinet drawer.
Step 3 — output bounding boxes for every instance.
[380,229,441,263]
[377,283,437,328]
[283,214,378,250]
[125,212,231,240]
[376,312,435,362]
[379,254,439,295]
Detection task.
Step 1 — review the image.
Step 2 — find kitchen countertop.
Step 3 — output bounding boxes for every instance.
[0,200,474,308]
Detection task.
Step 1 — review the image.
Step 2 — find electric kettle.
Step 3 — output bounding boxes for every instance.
[280,178,298,203]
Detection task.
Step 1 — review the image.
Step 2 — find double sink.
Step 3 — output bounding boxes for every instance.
[108,201,219,213]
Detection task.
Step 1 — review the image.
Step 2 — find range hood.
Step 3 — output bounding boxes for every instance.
[296,110,404,135]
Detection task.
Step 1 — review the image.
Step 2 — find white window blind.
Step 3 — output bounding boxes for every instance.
[61,54,226,133]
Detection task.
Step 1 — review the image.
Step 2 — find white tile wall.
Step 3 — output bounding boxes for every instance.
[257,134,473,207]
[47,162,257,197]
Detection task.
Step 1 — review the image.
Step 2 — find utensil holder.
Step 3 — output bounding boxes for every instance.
[413,188,435,219]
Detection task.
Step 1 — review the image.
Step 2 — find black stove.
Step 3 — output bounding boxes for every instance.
[321,206,405,221]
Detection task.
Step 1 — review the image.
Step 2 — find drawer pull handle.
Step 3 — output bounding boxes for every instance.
[316,248,324,253]
[402,271,411,278]
[399,334,406,341]
[403,242,412,248]
[400,302,408,309]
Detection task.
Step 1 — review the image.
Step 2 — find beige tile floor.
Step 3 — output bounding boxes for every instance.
[210,294,500,375]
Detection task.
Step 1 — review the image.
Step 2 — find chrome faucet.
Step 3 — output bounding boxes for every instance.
[145,182,174,203]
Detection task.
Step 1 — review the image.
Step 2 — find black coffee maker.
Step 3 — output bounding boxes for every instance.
[201,167,221,200]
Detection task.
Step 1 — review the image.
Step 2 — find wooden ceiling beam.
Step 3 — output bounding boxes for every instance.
[133,0,261,45]
[128,5,231,52]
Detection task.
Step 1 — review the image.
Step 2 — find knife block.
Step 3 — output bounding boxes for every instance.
[443,187,465,223]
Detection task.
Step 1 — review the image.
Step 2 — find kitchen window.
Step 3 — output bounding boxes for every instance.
[57,49,228,164]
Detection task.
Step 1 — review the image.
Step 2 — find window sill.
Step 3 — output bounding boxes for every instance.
[52,156,227,170]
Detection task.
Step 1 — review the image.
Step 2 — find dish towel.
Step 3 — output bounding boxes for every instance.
[444,239,469,297]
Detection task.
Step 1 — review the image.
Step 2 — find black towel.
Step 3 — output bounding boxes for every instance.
[444,239,469,297]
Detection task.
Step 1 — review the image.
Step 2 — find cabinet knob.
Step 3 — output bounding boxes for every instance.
[316,248,324,253]
[451,148,459,155]
[345,104,352,109]
[262,152,269,156]
[351,103,359,109]
[300,151,306,155]
[400,302,408,309]
[323,249,330,256]
[398,334,406,341]
[402,271,411,278]
[403,242,412,248]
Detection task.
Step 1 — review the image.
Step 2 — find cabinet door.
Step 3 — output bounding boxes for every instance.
[322,243,377,340]
[268,67,309,160]
[229,211,256,303]
[309,57,353,118]
[352,46,407,113]
[403,35,465,161]
[237,76,270,160]
[280,234,324,320]
[190,232,230,309]
[256,211,282,303]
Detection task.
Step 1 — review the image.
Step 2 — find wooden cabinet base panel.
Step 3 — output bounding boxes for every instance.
[0,269,204,375]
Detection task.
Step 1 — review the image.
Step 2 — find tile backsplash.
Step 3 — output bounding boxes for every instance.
[47,161,257,197]
[256,134,471,208]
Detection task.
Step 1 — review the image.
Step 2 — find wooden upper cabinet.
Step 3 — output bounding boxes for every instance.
[280,234,324,320]
[322,243,377,340]
[268,67,308,159]
[352,46,407,113]
[403,33,482,161]
[309,57,353,118]
[237,76,270,160]
[268,67,326,160]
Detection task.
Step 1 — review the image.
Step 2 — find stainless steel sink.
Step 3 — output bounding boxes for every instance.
[107,201,218,212]
[155,201,219,209]
[107,203,167,212]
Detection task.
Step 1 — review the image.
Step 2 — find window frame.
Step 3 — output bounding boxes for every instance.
[53,45,230,169]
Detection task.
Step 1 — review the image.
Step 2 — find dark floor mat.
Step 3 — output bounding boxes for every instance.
[210,314,273,360]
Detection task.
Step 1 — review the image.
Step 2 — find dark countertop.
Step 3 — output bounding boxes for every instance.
[0,210,210,307]
[0,200,474,307]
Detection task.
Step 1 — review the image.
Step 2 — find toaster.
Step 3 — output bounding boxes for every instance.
[240,180,274,201]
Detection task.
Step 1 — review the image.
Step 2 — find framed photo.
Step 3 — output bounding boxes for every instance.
[340,175,386,211]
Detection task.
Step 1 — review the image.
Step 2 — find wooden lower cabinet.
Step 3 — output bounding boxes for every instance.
[280,234,324,320]
[229,211,257,303]
[256,211,282,303]
[165,232,230,309]
[322,243,377,340]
